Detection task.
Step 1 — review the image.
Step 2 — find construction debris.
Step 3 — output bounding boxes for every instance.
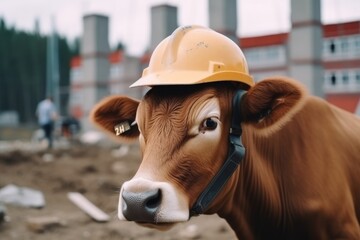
[0,184,45,208]
[26,216,65,233]
[67,192,110,222]
[178,224,201,239]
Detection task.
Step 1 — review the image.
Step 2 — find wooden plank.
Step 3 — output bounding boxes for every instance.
[67,192,110,222]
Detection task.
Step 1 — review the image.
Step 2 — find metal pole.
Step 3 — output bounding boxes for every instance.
[46,16,60,113]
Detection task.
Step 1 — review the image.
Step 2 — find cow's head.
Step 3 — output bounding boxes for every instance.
[91,77,305,230]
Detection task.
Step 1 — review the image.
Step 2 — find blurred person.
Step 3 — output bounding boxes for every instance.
[36,96,57,149]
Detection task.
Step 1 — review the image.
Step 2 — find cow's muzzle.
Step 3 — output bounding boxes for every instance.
[118,178,189,225]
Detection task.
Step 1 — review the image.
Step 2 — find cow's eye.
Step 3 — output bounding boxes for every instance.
[201,117,218,131]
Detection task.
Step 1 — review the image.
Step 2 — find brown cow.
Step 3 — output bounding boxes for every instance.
[91,77,360,239]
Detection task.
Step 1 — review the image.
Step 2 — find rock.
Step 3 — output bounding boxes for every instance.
[80,131,105,145]
[111,145,129,158]
[26,216,65,233]
[111,161,128,174]
[42,153,54,162]
[178,224,201,239]
[0,184,45,208]
[0,203,6,224]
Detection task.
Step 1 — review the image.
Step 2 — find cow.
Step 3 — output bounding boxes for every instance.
[90,26,360,239]
[91,77,360,239]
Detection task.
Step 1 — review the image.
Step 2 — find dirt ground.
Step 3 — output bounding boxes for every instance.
[0,141,237,240]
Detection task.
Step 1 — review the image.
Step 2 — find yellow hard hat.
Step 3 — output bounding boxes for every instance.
[130,25,254,88]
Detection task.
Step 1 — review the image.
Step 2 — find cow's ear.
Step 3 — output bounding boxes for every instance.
[90,95,140,143]
[240,76,307,133]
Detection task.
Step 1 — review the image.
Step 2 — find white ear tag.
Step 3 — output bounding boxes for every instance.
[114,121,131,135]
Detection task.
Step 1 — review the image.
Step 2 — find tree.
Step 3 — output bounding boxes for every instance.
[0,18,77,123]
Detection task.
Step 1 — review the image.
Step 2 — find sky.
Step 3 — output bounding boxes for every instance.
[0,0,359,56]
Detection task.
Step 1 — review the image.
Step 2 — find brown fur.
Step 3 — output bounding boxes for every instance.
[90,95,140,143]
[225,77,360,239]
[135,84,234,199]
[91,77,360,239]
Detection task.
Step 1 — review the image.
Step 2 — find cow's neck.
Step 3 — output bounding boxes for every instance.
[217,127,289,238]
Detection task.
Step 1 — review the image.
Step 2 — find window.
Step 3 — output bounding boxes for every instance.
[354,36,360,53]
[323,40,328,54]
[110,65,120,78]
[325,69,360,92]
[110,64,124,79]
[245,50,260,62]
[356,71,360,85]
[340,38,349,54]
[342,72,349,85]
[329,40,336,54]
[330,73,337,85]
[71,69,82,81]
[267,47,278,59]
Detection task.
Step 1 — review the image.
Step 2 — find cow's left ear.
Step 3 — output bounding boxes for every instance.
[90,95,140,143]
[240,76,307,133]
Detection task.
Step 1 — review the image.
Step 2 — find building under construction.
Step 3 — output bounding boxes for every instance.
[69,0,360,130]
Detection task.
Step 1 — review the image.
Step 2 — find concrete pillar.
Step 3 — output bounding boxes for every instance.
[81,14,110,129]
[150,5,178,51]
[208,0,238,44]
[117,55,142,99]
[288,0,323,97]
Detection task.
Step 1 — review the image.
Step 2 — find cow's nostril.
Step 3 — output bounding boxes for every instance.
[122,188,162,223]
[145,189,161,210]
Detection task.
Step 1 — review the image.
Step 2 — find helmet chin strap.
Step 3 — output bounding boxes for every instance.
[190,89,247,217]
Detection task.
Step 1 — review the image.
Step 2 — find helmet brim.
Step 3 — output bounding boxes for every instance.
[130,70,254,88]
